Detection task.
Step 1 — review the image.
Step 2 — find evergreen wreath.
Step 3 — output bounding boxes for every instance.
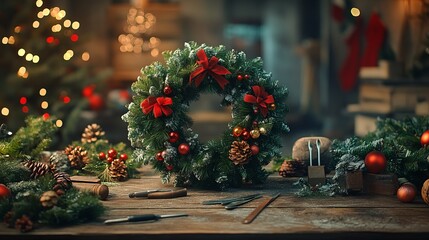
[123,42,289,189]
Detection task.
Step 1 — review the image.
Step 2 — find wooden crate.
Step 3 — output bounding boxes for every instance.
[358,83,429,114]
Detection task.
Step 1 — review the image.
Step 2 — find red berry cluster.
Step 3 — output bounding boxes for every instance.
[236,74,250,81]
[98,148,128,164]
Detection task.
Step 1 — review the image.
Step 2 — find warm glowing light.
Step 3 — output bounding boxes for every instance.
[39,88,47,96]
[51,24,62,32]
[81,52,90,61]
[71,21,80,30]
[63,50,74,61]
[18,67,26,76]
[18,48,26,56]
[70,34,79,42]
[51,7,60,17]
[41,101,49,109]
[43,8,50,16]
[351,7,360,17]
[23,72,29,79]
[63,19,71,28]
[1,37,8,45]
[36,0,43,8]
[151,48,159,57]
[37,11,44,18]
[56,10,66,20]
[32,55,40,63]
[55,119,63,127]
[25,53,33,61]
[20,97,27,105]
[1,107,10,116]
[33,21,40,28]
[42,113,50,120]
[14,26,22,33]
[8,36,15,44]
[22,106,29,113]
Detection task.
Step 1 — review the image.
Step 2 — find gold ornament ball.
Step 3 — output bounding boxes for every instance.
[250,129,260,139]
[422,179,429,205]
[259,127,267,135]
[233,126,243,137]
[268,103,276,111]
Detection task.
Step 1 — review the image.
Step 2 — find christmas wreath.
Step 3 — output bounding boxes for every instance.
[123,42,289,189]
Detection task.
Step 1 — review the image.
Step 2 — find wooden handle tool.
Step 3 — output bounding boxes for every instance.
[147,188,187,199]
[242,192,280,224]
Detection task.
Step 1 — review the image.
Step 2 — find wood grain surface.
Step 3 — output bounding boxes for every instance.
[1,166,429,240]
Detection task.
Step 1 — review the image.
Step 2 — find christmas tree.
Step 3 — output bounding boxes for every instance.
[0,0,110,144]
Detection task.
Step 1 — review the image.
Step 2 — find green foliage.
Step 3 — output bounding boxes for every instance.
[330,116,429,188]
[0,116,105,230]
[124,42,289,189]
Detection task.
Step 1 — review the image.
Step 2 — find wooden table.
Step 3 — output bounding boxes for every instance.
[2,167,429,240]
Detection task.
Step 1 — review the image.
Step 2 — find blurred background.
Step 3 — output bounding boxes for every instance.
[1,0,429,155]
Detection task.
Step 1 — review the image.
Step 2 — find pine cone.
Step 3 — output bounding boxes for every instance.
[40,191,59,208]
[23,160,52,179]
[53,172,72,194]
[64,145,89,170]
[228,140,252,165]
[15,215,33,233]
[49,151,70,173]
[109,159,128,181]
[81,123,105,144]
[279,159,306,177]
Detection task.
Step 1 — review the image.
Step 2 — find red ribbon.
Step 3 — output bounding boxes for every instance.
[243,86,275,117]
[189,49,231,89]
[141,96,173,118]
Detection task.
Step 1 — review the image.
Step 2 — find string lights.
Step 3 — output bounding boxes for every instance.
[0,0,91,127]
[118,6,160,56]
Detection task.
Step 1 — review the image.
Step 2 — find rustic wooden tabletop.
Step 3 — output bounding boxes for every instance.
[1,166,429,240]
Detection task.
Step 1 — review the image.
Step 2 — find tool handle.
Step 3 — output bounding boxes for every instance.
[128,214,158,222]
[148,188,187,199]
[129,191,149,198]
[242,193,279,224]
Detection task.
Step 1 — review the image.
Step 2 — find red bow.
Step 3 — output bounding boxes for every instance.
[244,86,275,117]
[141,96,173,118]
[189,49,231,89]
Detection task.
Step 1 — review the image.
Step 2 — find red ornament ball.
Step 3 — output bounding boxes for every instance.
[241,129,250,140]
[88,94,104,111]
[163,86,173,95]
[0,184,11,199]
[156,152,164,161]
[120,153,128,161]
[364,151,387,174]
[107,157,114,164]
[397,183,416,203]
[244,74,250,80]
[166,165,174,171]
[108,149,117,158]
[178,143,190,155]
[237,75,243,81]
[98,152,106,160]
[251,145,260,155]
[421,130,429,147]
[169,132,180,143]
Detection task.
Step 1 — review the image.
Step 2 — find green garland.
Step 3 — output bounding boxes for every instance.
[123,42,289,189]
[0,116,104,231]
[331,116,429,189]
